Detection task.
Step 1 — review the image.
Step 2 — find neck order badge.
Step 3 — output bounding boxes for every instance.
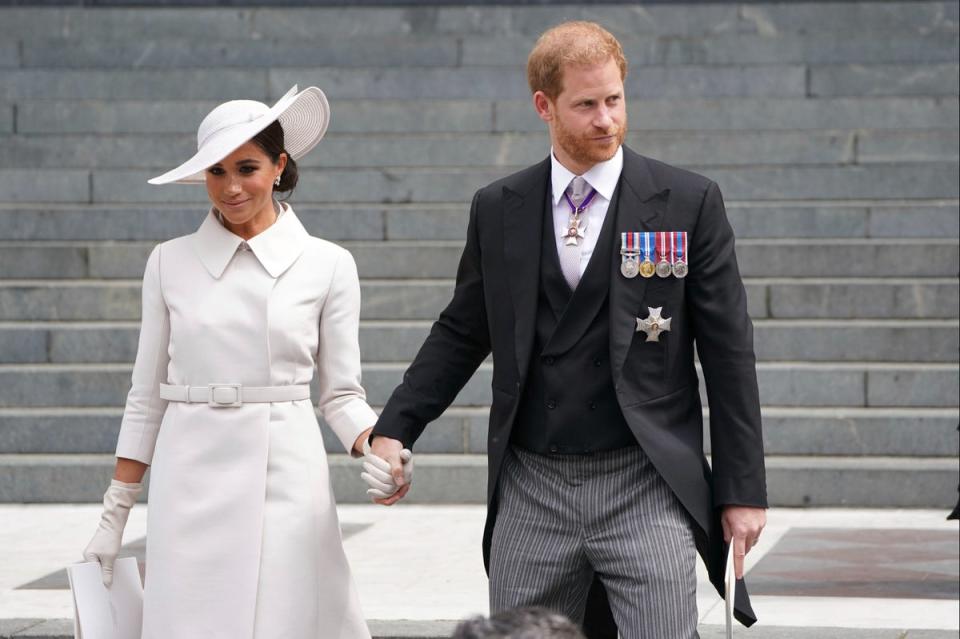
[561,187,597,246]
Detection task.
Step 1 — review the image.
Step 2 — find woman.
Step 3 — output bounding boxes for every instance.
[82,86,394,638]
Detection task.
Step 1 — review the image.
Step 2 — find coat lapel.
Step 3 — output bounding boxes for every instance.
[503,158,549,382]
[609,150,670,380]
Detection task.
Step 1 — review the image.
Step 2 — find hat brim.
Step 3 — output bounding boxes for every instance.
[148,86,330,185]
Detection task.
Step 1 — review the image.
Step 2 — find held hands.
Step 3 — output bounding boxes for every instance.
[82,479,142,587]
[721,505,766,580]
[361,436,413,505]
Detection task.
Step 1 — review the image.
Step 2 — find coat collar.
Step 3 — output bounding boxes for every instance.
[193,202,309,279]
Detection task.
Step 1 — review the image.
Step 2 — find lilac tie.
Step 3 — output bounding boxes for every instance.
[559,176,589,290]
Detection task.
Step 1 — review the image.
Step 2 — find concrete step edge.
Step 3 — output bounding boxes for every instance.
[5,618,952,639]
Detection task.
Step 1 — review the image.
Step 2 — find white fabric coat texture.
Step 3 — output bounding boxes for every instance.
[115,204,376,639]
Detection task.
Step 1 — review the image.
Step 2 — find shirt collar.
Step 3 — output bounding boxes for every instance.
[193,201,309,279]
[550,145,624,206]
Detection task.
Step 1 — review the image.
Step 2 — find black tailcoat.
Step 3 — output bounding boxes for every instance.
[374,146,767,627]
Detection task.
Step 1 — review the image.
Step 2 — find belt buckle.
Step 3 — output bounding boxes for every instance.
[208,384,242,408]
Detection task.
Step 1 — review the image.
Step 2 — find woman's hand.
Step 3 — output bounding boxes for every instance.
[361,436,413,505]
[83,480,142,587]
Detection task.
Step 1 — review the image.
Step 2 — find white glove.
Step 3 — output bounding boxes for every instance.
[82,479,142,587]
[361,440,413,499]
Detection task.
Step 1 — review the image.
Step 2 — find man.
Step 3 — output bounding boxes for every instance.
[370,21,766,638]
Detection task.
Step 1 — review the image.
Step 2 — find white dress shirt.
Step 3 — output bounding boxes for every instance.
[550,146,625,277]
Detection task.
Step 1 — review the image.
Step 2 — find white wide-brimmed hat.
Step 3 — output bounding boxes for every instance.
[148,85,329,185]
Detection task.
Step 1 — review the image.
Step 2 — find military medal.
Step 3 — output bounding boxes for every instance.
[561,187,597,247]
[672,231,688,278]
[655,231,672,278]
[639,232,656,278]
[620,232,640,278]
[635,306,672,342]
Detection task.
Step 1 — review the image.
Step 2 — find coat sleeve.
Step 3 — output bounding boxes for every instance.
[115,244,171,465]
[686,181,768,508]
[373,190,492,448]
[315,248,379,453]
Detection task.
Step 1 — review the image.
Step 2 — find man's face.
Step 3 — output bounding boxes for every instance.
[536,57,627,173]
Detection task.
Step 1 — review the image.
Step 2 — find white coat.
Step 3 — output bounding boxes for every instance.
[115,204,375,639]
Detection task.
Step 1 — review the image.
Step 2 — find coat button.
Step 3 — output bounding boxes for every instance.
[593,357,602,367]
[546,399,557,409]
[544,356,555,366]
[549,445,558,453]
[589,402,597,410]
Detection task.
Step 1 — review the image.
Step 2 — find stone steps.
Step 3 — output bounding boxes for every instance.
[2,163,956,204]
[1,319,957,363]
[2,278,956,320]
[5,130,957,169]
[2,202,957,241]
[0,1,956,508]
[2,64,959,102]
[0,362,956,409]
[1,406,956,457]
[0,452,955,507]
[6,97,957,135]
[7,29,958,69]
[1,3,956,40]
[2,239,958,278]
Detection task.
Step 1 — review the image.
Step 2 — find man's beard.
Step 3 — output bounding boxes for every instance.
[554,115,627,168]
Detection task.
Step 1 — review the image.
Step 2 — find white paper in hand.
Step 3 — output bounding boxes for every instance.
[67,557,143,639]
[724,543,735,639]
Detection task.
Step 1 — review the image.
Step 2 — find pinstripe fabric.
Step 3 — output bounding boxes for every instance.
[489,445,698,639]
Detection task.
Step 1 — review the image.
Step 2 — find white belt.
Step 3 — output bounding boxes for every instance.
[159,383,311,408]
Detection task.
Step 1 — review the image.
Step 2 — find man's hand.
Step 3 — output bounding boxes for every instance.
[368,435,412,505]
[721,505,766,579]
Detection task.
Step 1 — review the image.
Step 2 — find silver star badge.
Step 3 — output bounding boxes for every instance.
[563,218,587,246]
[635,306,672,342]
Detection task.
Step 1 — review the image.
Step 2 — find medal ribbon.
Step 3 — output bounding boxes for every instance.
[676,231,686,263]
[562,187,598,217]
[657,232,666,262]
[670,231,675,266]
[642,232,652,262]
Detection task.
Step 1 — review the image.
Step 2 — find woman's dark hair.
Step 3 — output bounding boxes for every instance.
[251,120,298,198]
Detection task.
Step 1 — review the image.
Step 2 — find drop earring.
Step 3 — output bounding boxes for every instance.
[274,175,281,187]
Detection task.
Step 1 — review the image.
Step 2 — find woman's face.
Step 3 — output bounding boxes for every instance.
[205,141,287,227]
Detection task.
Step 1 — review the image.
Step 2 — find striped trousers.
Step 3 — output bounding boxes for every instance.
[489,445,699,639]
